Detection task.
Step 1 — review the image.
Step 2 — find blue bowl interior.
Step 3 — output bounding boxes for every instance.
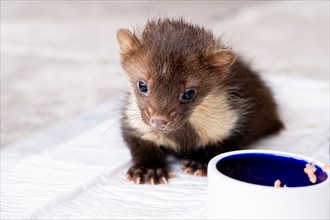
[216,153,328,187]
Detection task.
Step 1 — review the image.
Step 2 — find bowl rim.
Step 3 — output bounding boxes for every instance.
[208,149,329,190]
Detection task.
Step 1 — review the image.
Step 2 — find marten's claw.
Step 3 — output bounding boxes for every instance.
[182,160,207,177]
[126,165,172,185]
[194,169,207,176]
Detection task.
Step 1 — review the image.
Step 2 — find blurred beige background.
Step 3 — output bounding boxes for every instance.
[1,1,329,147]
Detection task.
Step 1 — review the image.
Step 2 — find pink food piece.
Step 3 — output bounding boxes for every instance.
[322,165,329,172]
[304,162,317,184]
[274,179,281,188]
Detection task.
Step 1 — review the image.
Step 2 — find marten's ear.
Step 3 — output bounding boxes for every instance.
[206,50,236,68]
[116,29,140,54]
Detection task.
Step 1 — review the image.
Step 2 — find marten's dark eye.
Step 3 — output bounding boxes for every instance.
[137,81,148,94]
[181,89,196,102]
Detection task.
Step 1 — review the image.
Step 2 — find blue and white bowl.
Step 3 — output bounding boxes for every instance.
[207,149,329,219]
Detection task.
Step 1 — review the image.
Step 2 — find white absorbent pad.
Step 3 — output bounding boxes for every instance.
[1,74,329,219]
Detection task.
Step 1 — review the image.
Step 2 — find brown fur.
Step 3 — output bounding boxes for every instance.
[117,18,284,184]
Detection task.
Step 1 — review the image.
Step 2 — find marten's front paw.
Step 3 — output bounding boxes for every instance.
[182,160,207,176]
[126,165,174,185]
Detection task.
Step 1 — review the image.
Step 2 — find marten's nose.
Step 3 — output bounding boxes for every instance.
[150,117,169,130]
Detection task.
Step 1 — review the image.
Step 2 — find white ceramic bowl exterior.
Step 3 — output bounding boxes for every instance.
[207,150,329,219]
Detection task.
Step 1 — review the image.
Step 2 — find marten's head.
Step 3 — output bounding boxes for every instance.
[117,19,236,132]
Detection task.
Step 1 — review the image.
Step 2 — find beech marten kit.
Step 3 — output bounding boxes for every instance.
[117,18,284,184]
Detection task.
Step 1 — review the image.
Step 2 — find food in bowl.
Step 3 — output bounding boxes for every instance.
[215,152,328,187]
[304,162,317,183]
[274,179,282,187]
